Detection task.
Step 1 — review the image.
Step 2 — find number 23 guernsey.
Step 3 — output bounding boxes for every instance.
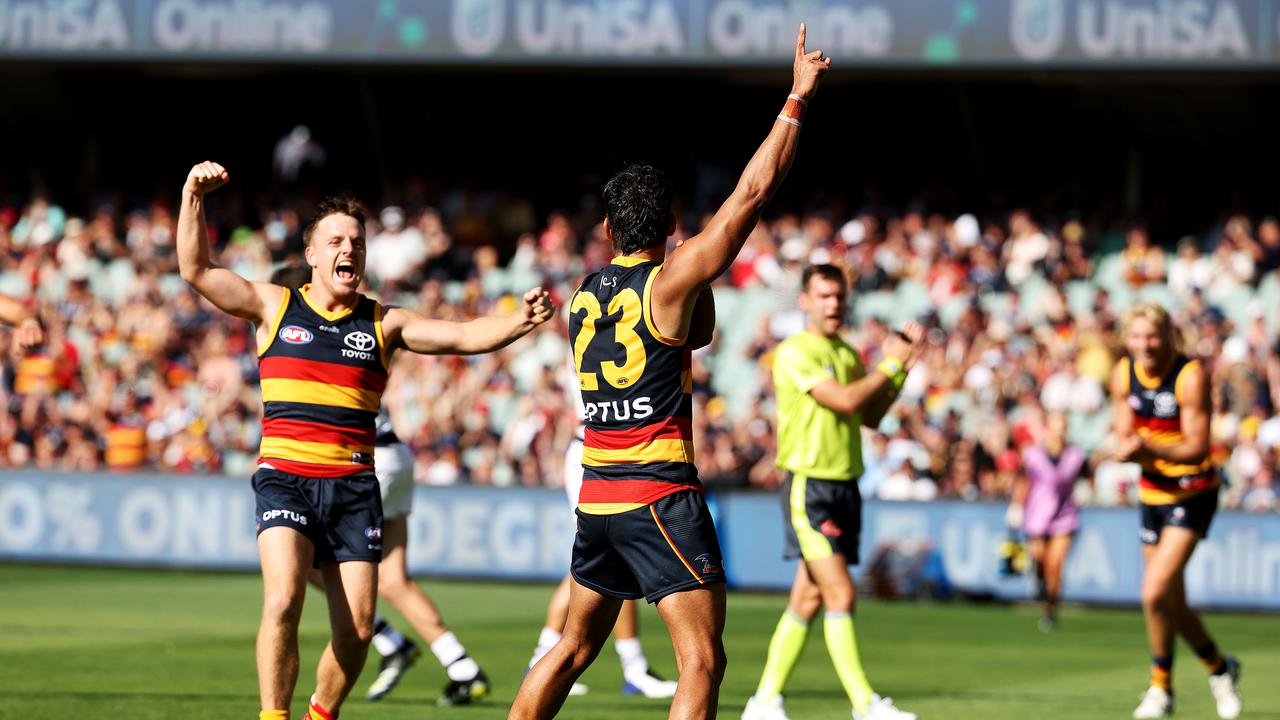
[569,257,698,514]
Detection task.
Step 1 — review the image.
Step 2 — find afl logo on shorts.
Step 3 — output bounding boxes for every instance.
[344,331,376,352]
[280,325,314,345]
[1154,391,1177,417]
[364,526,382,542]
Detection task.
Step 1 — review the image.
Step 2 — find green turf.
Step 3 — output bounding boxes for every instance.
[0,565,1276,719]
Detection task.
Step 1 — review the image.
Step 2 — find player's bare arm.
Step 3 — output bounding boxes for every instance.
[650,24,830,339]
[1121,364,1211,466]
[176,161,281,329]
[1109,359,1141,459]
[383,287,554,355]
[0,293,43,350]
[686,287,716,351]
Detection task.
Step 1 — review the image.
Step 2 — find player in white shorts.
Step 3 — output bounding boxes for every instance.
[362,402,491,706]
[523,356,679,699]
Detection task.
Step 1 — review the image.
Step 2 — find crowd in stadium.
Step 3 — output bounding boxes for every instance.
[3,188,1278,513]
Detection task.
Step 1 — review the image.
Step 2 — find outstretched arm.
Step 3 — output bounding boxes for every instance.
[0,294,42,350]
[652,25,830,321]
[384,287,554,356]
[176,161,278,324]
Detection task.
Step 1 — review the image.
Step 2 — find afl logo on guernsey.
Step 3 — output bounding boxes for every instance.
[279,326,314,345]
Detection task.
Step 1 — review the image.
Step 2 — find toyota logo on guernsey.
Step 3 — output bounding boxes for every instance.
[344,331,376,352]
[342,330,377,360]
[279,325,314,345]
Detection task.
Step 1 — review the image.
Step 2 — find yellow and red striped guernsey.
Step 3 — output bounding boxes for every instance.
[257,285,388,478]
[569,257,699,515]
[1121,355,1218,504]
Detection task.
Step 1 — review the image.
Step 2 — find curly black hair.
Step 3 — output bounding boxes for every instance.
[603,164,672,255]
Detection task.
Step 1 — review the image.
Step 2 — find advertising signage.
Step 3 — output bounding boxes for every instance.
[0,0,1274,68]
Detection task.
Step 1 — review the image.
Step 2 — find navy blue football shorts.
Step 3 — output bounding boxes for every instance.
[571,489,725,604]
[1139,488,1218,545]
[253,466,383,565]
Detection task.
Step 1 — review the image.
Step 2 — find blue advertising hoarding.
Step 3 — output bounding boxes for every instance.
[2,471,1278,610]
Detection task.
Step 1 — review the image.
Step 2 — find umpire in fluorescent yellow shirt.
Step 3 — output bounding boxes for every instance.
[743,264,926,720]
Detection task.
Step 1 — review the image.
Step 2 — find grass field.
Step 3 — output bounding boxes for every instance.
[1,565,1276,720]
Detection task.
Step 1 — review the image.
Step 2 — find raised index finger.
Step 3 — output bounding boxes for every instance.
[795,23,806,58]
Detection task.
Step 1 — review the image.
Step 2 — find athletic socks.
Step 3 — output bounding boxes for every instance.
[531,629,651,681]
[301,695,335,720]
[1195,642,1228,676]
[754,610,810,702]
[529,626,561,669]
[264,694,336,720]
[615,637,650,680]
[371,614,409,657]
[431,631,480,682]
[1151,655,1173,692]
[824,611,875,712]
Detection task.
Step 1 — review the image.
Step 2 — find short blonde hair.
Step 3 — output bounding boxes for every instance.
[1121,302,1179,349]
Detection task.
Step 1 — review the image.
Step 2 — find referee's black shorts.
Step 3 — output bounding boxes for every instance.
[781,472,862,564]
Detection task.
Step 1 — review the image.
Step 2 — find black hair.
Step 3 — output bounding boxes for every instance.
[270,263,312,290]
[602,163,672,255]
[303,196,366,245]
[802,264,847,292]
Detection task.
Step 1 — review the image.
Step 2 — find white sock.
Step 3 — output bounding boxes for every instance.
[615,637,649,679]
[431,632,479,682]
[372,615,407,657]
[446,656,481,682]
[530,627,561,669]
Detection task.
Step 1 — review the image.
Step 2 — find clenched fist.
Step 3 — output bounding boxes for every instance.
[881,320,927,370]
[184,161,229,197]
[522,287,555,325]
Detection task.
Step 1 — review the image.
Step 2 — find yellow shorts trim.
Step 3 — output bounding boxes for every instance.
[577,501,648,515]
[789,474,833,561]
